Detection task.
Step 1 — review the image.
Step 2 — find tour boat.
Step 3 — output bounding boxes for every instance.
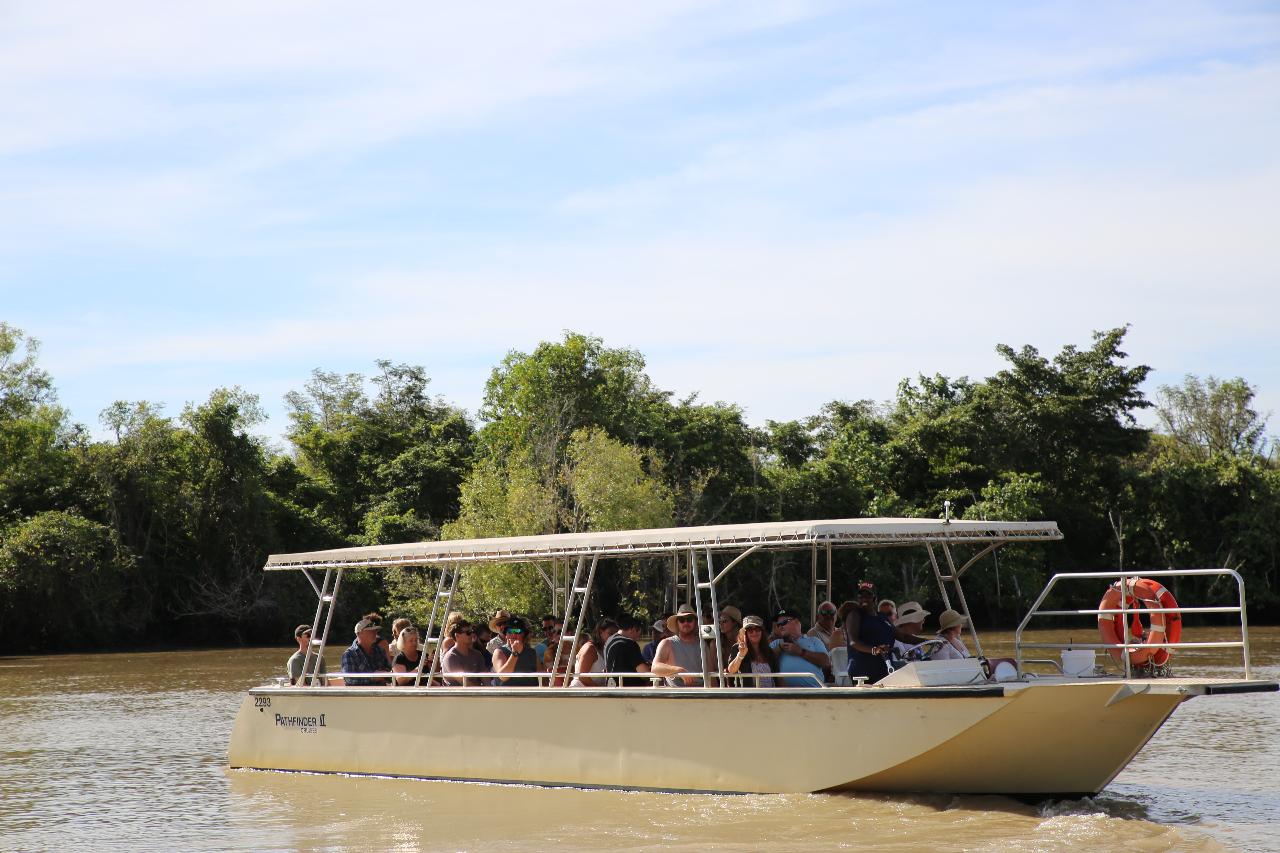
[227,517,1276,795]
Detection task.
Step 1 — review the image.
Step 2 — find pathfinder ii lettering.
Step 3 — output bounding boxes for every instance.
[275,713,326,734]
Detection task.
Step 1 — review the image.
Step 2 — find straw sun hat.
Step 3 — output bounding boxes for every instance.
[665,604,697,634]
[937,609,969,632]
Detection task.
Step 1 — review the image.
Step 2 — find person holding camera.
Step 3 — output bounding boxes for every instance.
[492,617,542,686]
[769,609,829,687]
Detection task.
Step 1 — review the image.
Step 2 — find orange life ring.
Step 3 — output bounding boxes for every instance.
[1097,578,1182,667]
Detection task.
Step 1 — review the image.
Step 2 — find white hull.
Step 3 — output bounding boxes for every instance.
[227,678,1270,795]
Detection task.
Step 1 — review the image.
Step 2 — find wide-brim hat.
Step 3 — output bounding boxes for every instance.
[897,601,930,625]
[937,609,968,632]
[489,609,513,632]
[666,604,697,634]
[719,605,742,625]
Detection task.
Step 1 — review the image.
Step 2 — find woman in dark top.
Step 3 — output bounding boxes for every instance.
[391,626,427,685]
[724,615,780,687]
[844,581,924,684]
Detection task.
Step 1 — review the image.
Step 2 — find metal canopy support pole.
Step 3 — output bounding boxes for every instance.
[300,568,322,598]
[826,543,833,606]
[302,567,342,686]
[703,547,724,686]
[553,554,595,686]
[688,548,710,685]
[711,544,763,586]
[810,543,818,626]
[673,552,683,612]
[925,545,952,610]
[417,563,459,687]
[955,542,1003,578]
[1119,573,1133,679]
[940,543,984,660]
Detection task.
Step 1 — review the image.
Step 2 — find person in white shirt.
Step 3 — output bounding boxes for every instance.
[893,602,931,658]
[932,609,972,660]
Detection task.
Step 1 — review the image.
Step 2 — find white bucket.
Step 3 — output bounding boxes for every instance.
[1061,649,1095,677]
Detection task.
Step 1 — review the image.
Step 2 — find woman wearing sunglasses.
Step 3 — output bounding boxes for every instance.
[724,615,779,687]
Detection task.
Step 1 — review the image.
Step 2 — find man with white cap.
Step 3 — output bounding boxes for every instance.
[892,602,930,658]
[932,609,972,660]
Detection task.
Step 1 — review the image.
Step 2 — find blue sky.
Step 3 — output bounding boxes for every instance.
[3,1,1278,446]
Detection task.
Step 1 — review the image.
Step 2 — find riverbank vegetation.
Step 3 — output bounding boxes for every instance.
[2,321,1276,653]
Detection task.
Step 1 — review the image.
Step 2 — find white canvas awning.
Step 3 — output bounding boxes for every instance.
[263,517,1062,571]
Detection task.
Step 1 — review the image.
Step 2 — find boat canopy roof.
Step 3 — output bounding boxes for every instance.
[263,517,1062,572]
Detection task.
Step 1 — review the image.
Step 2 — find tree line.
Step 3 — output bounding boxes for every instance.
[1,322,1276,654]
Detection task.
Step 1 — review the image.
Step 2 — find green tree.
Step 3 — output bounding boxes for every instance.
[0,510,137,650]
[0,324,77,522]
[1156,375,1270,460]
[285,361,474,542]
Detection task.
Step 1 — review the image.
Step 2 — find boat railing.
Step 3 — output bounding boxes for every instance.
[1015,568,1252,679]
[290,670,827,688]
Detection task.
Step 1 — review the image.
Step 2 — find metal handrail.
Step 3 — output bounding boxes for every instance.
[1015,568,1251,679]
[297,670,827,688]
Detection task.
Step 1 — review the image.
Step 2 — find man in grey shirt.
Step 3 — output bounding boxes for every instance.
[286,624,327,685]
[652,604,707,686]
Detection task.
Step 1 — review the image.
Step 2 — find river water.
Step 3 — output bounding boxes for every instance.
[2,628,1277,853]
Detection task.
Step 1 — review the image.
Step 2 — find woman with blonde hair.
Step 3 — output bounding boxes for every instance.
[391,626,427,685]
[438,610,465,654]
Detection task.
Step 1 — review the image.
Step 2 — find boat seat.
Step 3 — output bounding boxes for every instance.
[829,646,850,685]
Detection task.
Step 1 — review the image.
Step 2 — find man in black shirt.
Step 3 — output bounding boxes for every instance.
[603,614,652,687]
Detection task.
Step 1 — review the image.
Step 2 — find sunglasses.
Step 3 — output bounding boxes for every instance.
[456,629,474,636]
[506,627,524,635]
[818,610,836,616]
[676,615,696,623]
[775,617,793,626]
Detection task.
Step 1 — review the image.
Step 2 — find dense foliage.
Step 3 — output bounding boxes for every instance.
[1,322,1276,653]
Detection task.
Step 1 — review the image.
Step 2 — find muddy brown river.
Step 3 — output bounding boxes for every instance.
[2,628,1277,852]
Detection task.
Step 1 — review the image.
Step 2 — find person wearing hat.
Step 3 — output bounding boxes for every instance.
[493,616,543,685]
[844,581,927,684]
[652,604,707,686]
[892,602,931,658]
[487,609,513,654]
[932,609,972,660]
[769,608,829,687]
[715,605,743,669]
[642,613,672,664]
[724,615,780,687]
[340,616,391,686]
[286,624,327,686]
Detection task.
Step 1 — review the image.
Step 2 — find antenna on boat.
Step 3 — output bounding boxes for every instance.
[943,500,952,524]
